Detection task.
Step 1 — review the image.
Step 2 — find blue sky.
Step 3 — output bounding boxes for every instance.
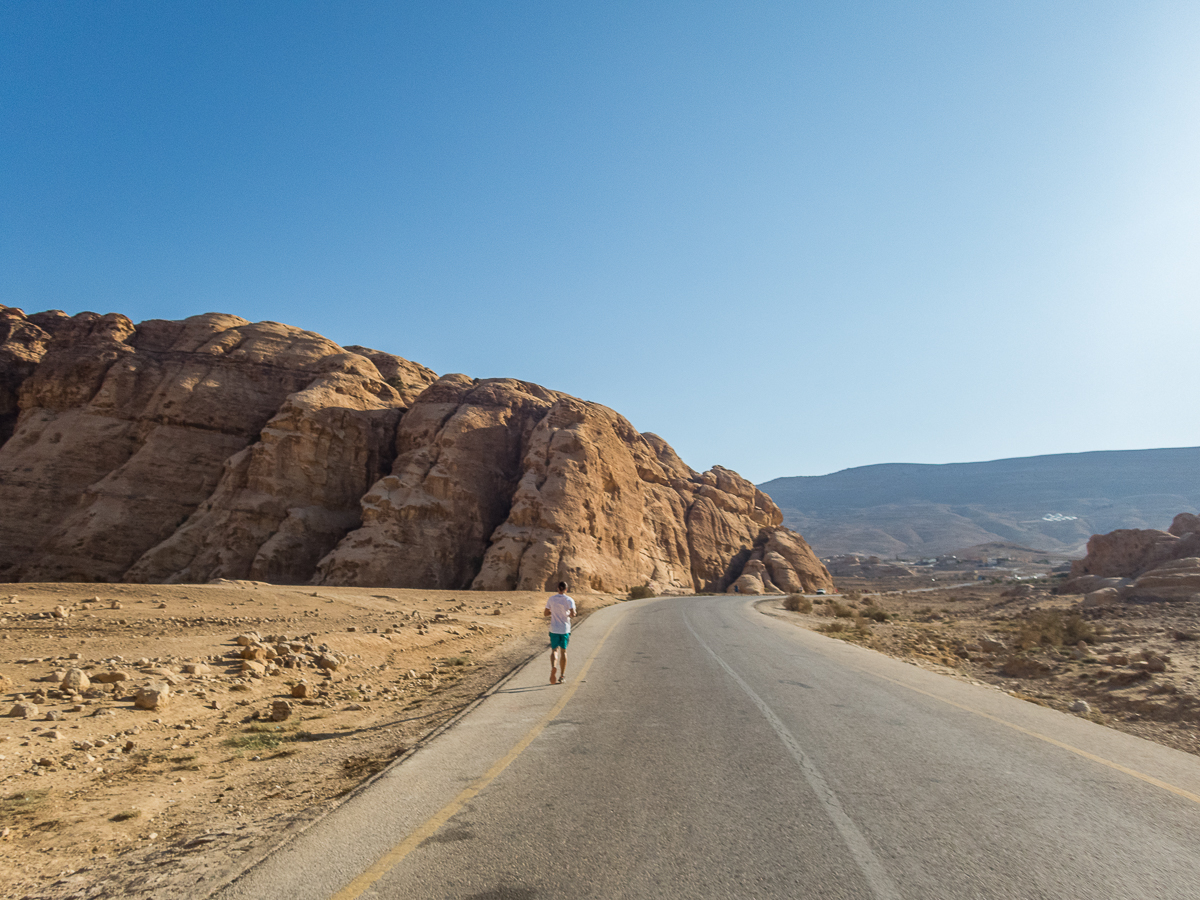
[3,1,1198,482]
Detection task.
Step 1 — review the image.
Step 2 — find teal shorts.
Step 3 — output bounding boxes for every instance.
[549,632,570,650]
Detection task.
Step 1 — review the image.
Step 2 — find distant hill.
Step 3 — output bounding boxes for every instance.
[759,448,1200,559]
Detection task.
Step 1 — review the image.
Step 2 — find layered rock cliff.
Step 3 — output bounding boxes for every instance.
[0,306,832,594]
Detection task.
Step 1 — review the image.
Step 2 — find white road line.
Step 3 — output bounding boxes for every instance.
[684,612,903,900]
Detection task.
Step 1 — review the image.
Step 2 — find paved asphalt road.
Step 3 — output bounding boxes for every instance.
[216,596,1200,900]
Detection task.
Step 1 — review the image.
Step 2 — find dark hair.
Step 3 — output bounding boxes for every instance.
[557,581,568,592]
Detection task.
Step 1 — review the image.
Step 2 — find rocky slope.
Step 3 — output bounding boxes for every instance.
[0,306,831,594]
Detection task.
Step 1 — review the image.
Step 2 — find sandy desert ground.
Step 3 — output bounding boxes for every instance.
[0,581,619,900]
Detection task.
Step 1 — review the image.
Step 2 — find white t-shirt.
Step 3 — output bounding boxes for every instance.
[546,593,576,634]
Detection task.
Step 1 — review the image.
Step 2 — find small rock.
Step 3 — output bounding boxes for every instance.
[270,700,293,722]
[109,600,122,610]
[61,668,91,693]
[92,671,130,684]
[7,702,38,719]
[1000,656,1051,678]
[52,605,70,619]
[123,740,137,753]
[133,684,171,711]
[291,681,311,699]
[1070,700,1091,713]
[182,663,211,675]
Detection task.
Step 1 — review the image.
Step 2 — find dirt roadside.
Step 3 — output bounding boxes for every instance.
[761,577,1200,758]
[0,582,619,900]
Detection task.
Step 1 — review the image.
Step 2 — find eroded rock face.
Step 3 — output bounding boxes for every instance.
[0,306,832,594]
[1070,529,1188,580]
[1070,516,1200,604]
[317,376,832,594]
[0,307,435,583]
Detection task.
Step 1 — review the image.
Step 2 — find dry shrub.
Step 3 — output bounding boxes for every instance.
[627,584,655,601]
[1016,610,1099,650]
[827,600,854,619]
[820,614,872,641]
[783,593,812,613]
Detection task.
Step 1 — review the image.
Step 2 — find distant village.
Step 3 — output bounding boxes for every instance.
[822,551,1074,581]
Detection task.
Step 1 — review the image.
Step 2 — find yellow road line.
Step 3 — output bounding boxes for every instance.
[766,606,1200,806]
[870,670,1200,806]
[332,610,627,900]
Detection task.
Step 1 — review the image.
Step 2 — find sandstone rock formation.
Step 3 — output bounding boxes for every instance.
[0,306,436,583]
[0,305,832,595]
[1068,513,1200,604]
[315,373,831,594]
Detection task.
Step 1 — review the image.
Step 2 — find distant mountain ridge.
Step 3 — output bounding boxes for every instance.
[759,448,1200,559]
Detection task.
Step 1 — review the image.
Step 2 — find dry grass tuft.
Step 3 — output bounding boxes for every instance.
[783,593,812,613]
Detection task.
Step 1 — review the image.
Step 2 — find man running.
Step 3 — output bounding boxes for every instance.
[543,581,577,685]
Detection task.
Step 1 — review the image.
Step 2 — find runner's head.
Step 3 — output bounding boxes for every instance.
[557,581,568,593]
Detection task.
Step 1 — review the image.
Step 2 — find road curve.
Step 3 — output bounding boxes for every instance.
[216,595,1200,900]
